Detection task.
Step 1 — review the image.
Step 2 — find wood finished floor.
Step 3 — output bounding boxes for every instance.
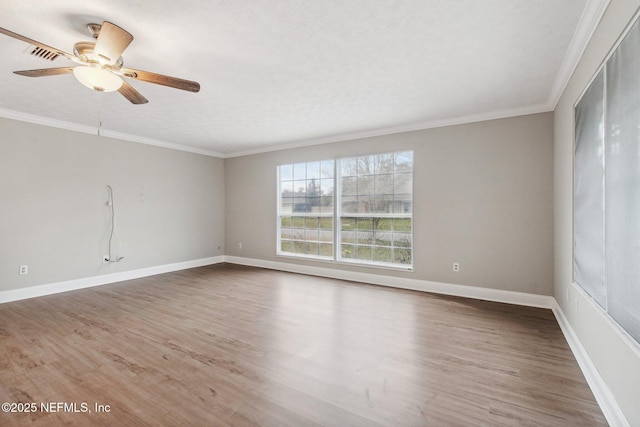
[0,264,606,426]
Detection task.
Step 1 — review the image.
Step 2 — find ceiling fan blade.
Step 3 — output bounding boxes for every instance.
[118,80,148,104]
[14,67,74,77]
[94,21,133,64]
[0,27,76,61]
[121,67,200,93]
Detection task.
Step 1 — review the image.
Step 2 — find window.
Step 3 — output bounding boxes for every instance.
[278,160,335,259]
[573,14,640,344]
[338,152,413,267]
[278,151,413,269]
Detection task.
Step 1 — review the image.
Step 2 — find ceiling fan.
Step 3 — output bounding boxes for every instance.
[0,21,200,104]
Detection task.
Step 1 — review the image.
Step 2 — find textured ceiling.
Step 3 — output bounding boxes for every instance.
[0,0,604,157]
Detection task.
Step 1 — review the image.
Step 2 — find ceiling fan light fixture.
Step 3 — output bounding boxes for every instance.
[73,66,122,92]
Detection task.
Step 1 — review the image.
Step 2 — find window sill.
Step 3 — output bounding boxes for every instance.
[276,252,414,273]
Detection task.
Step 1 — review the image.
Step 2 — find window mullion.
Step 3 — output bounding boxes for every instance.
[334,158,340,261]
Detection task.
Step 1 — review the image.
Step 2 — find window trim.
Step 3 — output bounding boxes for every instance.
[277,151,414,271]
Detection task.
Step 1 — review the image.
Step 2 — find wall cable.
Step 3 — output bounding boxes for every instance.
[106,185,124,263]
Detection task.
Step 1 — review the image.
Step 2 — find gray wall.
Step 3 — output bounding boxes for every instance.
[554,0,640,424]
[226,113,554,295]
[0,117,225,291]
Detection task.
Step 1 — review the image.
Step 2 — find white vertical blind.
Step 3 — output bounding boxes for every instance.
[574,68,606,307]
[574,15,640,344]
[604,17,640,342]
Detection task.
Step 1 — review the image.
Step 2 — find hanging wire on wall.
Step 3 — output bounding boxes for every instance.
[105,184,124,263]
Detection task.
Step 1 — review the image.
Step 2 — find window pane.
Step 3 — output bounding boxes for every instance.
[395,151,413,173]
[293,241,305,254]
[341,196,358,213]
[357,195,374,213]
[320,196,333,213]
[356,246,373,260]
[375,218,393,231]
[341,176,357,196]
[357,231,373,244]
[394,173,412,194]
[321,178,334,196]
[293,163,306,180]
[373,195,392,213]
[341,230,356,244]
[280,179,293,195]
[293,180,306,194]
[376,153,395,174]
[341,157,357,177]
[341,218,356,230]
[292,228,304,240]
[280,164,293,181]
[393,194,412,214]
[307,161,320,179]
[341,244,356,258]
[280,198,293,214]
[358,156,376,175]
[319,244,333,257]
[280,228,292,239]
[393,218,412,232]
[375,174,393,194]
[281,217,292,227]
[394,249,412,264]
[375,231,392,246]
[305,242,319,255]
[374,247,393,263]
[357,175,374,195]
[394,232,412,247]
[319,217,333,229]
[321,160,335,178]
[319,230,333,242]
[307,197,321,213]
[356,217,373,230]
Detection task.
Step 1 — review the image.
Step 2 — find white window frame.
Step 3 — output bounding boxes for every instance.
[336,152,413,270]
[277,151,413,270]
[277,160,335,261]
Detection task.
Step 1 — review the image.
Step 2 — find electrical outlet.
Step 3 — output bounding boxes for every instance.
[452,262,460,272]
[238,242,243,250]
[19,265,28,275]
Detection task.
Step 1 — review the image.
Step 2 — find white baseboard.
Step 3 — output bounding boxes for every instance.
[552,301,630,427]
[223,256,555,308]
[0,256,224,304]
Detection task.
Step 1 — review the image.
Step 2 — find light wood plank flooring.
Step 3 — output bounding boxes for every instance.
[0,264,606,426]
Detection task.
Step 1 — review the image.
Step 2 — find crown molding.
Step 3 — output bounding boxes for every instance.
[98,128,225,158]
[0,108,224,158]
[548,0,610,109]
[223,103,551,158]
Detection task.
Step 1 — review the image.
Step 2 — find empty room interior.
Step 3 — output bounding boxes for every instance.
[1,0,639,426]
